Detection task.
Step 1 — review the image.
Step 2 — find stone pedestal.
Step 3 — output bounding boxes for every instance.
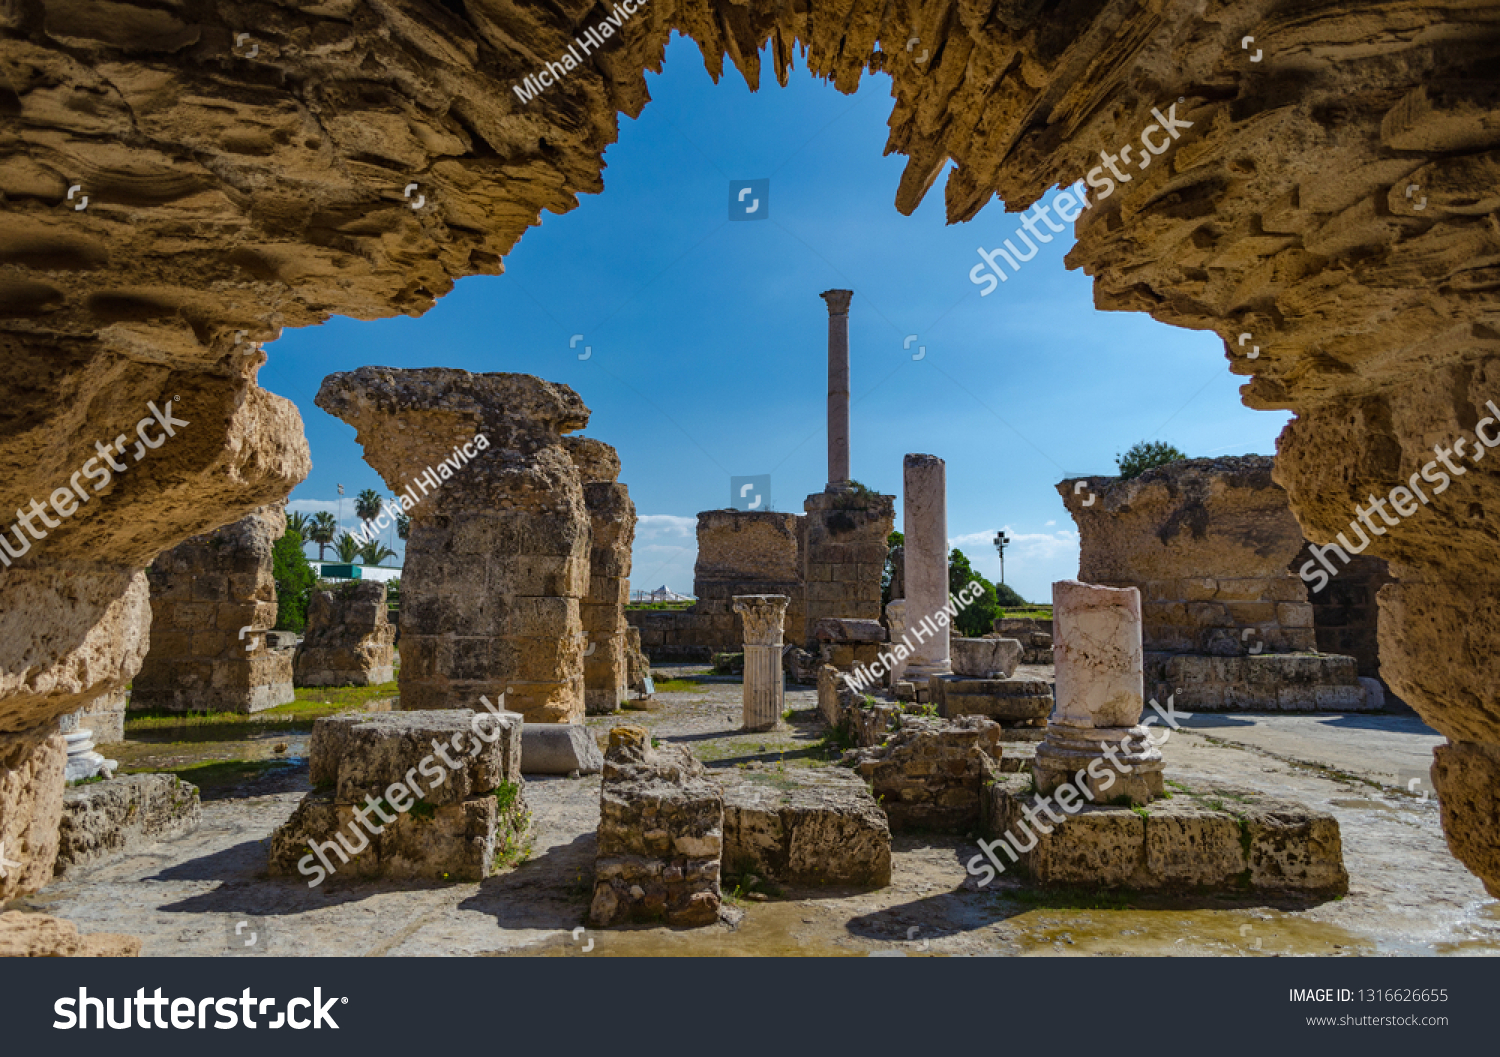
[1034,580,1163,805]
[565,437,637,716]
[316,369,590,723]
[884,599,909,686]
[902,454,951,680]
[734,595,788,732]
[132,505,296,714]
[820,289,853,487]
[293,580,396,687]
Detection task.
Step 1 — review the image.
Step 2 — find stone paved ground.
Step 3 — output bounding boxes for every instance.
[22,666,1499,957]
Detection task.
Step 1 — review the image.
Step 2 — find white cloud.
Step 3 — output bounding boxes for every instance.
[1045,519,1056,526]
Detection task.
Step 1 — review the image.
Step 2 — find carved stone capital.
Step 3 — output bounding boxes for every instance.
[819,289,853,315]
[733,594,790,646]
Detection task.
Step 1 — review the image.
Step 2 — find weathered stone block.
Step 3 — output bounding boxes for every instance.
[520,723,603,775]
[931,674,1053,724]
[591,727,722,927]
[54,774,201,878]
[813,617,886,643]
[847,715,1001,831]
[950,637,1022,678]
[294,580,396,688]
[0,912,141,957]
[309,709,522,806]
[722,766,891,887]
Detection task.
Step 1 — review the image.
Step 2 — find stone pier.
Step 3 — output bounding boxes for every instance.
[901,454,951,681]
[734,595,788,732]
[565,437,637,716]
[821,289,852,487]
[1034,580,1164,805]
[133,505,295,714]
[293,581,396,688]
[801,489,894,648]
[316,369,590,723]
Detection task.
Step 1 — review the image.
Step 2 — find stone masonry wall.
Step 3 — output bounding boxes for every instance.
[294,580,396,688]
[803,490,895,649]
[133,504,295,714]
[566,437,637,715]
[317,369,590,724]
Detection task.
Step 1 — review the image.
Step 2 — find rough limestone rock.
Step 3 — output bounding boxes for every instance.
[983,775,1348,894]
[565,436,637,716]
[721,766,891,887]
[0,0,1496,890]
[0,729,65,901]
[521,723,603,776]
[309,709,521,807]
[813,618,886,643]
[847,715,1003,831]
[316,368,590,723]
[133,505,296,713]
[54,774,202,878]
[591,726,722,927]
[294,580,397,688]
[951,637,1023,679]
[274,708,528,883]
[931,673,1052,731]
[0,912,141,957]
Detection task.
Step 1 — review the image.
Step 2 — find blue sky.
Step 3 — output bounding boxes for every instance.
[261,35,1289,605]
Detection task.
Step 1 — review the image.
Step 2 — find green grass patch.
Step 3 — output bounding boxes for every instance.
[126,682,398,733]
[121,758,290,795]
[652,675,713,693]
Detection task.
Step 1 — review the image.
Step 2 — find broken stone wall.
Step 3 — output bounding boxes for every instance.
[1060,458,1366,710]
[1296,545,1392,685]
[803,490,894,649]
[133,505,295,714]
[317,369,590,724]
[565,437,637,715]
[695,510,804,650]
[293,580,397,688]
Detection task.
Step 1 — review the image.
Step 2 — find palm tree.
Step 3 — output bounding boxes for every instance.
[395,510,410,541]
[285,510,311,539]
[355,488,382,525]
[359,540,398,567]
[308,511,337,561]
[334,532,363,564]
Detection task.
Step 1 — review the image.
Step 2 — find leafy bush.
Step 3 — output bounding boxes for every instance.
[272,529,318,631]
[881,529,904,607]
[1115,440,1187,479]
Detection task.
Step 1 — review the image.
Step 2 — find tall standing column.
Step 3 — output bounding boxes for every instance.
[1034,579,1163,804]
[734,595,789,731]
[902,454,951,680]
[820,289,853,489]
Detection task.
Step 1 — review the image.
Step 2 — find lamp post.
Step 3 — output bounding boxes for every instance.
[993,530,1010,586]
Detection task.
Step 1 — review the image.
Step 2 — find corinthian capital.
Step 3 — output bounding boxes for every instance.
[820,289,853,315]
[732,594,790,646]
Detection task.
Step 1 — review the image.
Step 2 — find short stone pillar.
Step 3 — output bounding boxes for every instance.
[1034,580,1163,805]
[132,504,295,713]
[902,454,951,680]
[884,599,909,685]
[733,594,789,731]
[294,580,396,687]
[316,368,590,723]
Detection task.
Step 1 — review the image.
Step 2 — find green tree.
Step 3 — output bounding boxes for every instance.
[334,532,363,563]
[359,539,397,567]
[395,509,410,541]
[355,488,383,524]
[946,548,1030,637]
[881,530,904,607]
[1115,440,1187,479]
[272,528,318,631]
[285,510,311,539]
[308,511,338,561]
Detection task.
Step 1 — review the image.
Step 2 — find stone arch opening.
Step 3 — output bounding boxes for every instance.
[2,1,1498,899]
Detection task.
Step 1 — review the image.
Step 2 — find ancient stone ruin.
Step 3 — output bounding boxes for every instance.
[133,504,295,714]
[1,0,1498,935]
[270,709,527,883]
[591,726,723,928]
[316,368,590,724]
[734,594,788,732]
[565,436,637,716]
[1061,458,1369,711]
[294,580,397,688]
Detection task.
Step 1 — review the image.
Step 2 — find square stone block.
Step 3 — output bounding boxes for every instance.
[310,709,521,806]
[721,767,891,887]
